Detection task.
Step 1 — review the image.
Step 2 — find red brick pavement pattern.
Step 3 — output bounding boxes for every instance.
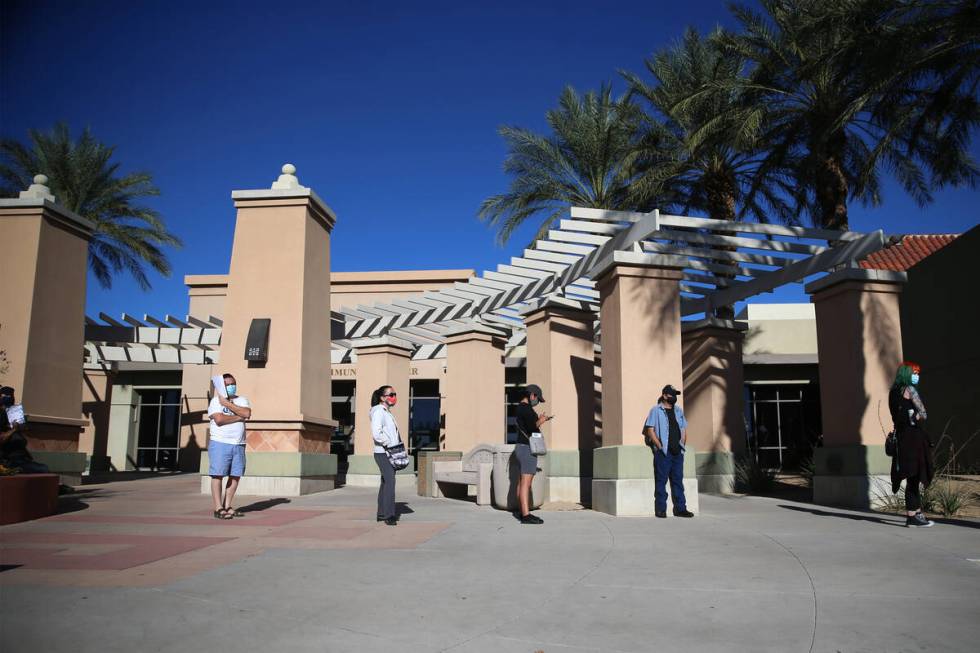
[0,476,448,588]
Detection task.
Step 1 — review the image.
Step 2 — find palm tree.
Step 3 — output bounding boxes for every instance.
[722,0,979,231]
[0,123,181,290]
[623,27,795,224]
[478,84,644,244]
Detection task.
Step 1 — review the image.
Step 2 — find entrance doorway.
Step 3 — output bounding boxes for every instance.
[135,388,181,470]
[745,382,821,470]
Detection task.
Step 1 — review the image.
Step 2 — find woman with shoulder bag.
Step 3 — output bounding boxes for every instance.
[370,385,403,526]
[888,362,935,528]
[513,384,552,524]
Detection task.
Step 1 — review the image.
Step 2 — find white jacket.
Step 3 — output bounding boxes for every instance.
[369,404,401,454]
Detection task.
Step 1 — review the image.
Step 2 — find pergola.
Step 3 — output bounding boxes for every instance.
[83,207,889,363]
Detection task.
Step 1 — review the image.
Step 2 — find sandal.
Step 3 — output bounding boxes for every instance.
[225,507,245,517]
[213,509,232,520]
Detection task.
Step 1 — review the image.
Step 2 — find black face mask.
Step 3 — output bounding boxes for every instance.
[1,396,13,407]
[664,396,676,406]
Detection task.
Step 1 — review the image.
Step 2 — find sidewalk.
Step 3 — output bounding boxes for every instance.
[2,474,978,652]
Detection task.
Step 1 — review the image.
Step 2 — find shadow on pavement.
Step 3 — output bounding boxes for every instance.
[778,504,906,527]
[237,498,291,513]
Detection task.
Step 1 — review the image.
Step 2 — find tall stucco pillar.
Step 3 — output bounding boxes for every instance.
[805,268,906,509]
[80,363,113,474]
[443,324,506,454]
[591,255,697,515]
[201,164,338,496]
[681,319,747,494]
[0,175,92,484]
[347,337,414,486]
[524,301,595,504]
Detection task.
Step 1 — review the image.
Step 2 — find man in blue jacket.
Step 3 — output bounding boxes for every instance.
[643,384,694,518]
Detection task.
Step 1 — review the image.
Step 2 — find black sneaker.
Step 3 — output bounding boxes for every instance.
[384,517,398,526]
[655,510,667,518]
[520,514,543,524]
[673,509,694,518]
[906,513,933,528]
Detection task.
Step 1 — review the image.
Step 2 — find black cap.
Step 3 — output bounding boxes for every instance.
[0,386,14,396]
[525,384,546,403]
[662,384,681,397]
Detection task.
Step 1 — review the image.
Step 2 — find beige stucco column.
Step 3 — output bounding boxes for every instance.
[443,324,506,454]
[681,318,747,494]
[347,337,414,486]
[805,268,907,508]
[80,363,114,474]
[0,176,92,484]
[200,164,338,496]
[590,253,697,515]
[524,301,596,503]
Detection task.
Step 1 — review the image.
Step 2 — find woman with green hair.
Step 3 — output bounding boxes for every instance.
[888,362,934,528]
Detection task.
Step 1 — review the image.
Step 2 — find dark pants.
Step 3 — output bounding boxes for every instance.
[654,449,686,513]
[905,474,922,512]
[374,452,396,520]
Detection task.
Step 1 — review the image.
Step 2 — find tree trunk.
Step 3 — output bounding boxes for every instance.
[813,135,849,232]
[706,173,737,320]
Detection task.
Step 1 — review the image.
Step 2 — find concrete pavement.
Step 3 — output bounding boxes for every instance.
[1,474,978,652]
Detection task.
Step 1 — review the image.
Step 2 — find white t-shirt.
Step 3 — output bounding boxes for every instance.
[208,395,251,445]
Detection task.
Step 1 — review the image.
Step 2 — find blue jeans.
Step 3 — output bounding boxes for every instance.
[653,449,686,513]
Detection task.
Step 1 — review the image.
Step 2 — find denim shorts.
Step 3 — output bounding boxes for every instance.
[209,441,246,477]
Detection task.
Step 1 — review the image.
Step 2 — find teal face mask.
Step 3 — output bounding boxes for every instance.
[910,374,919,385]
[530,397,540,407]
[225,384,237,396]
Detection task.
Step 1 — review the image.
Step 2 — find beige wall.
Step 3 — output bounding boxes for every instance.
[219,196,334,426]
[597,264,683,446]
[682,322,745,454]
[352,343,411,454]
[811,277,905,447]
[525,306,595,451]
[331,270,474,313]
[738,304,817,356]
[444,330,505,452]
[1,203,91,452]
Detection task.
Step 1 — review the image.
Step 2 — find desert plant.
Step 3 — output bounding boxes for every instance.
[734,454,776,494]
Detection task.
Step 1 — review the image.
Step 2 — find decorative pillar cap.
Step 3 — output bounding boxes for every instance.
[591,250,687,283]
[231,163,337,229]
[20,174,55,201]
[349,335,416,354]
[804,268,907,295]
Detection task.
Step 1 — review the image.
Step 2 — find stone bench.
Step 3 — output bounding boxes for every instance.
[0,473,59,525]
[431,444,495,506]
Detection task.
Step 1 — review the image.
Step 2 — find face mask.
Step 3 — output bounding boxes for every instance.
[910,373,919,385]
[665,396,677,406]
[1,396,12,407]
[225,384,237,396]
[530,397,540,407]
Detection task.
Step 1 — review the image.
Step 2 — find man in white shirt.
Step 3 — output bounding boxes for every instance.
[208,373,251,519]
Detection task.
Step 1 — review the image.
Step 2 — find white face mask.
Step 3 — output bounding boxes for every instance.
[910,373,920,385]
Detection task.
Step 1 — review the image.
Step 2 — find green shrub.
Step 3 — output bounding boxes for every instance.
[734,455,776,494]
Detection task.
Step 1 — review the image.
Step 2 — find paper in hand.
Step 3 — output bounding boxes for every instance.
[6,404,25,426]
[211,375,227,398]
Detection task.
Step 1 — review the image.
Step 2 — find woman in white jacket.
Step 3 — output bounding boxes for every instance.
[370,385,401,525]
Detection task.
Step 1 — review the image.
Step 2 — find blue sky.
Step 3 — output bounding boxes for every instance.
[2,0,978,319]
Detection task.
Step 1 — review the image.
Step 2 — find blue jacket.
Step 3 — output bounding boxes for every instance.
[644,403,687,453]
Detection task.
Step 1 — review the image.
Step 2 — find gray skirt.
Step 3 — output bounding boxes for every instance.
[514,443,537,475]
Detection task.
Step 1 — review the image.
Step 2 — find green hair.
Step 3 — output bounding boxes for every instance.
[892,362,920,388]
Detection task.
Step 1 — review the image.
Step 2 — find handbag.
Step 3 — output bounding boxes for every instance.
[885,430,897,457]
[385,442,411,470]
[528,432,547,457]
[518,422,547,457]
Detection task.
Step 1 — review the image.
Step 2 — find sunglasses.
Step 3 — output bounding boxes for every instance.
[383,392,397,398]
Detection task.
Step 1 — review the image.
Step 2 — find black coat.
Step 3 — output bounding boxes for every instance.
[889,386,934,493]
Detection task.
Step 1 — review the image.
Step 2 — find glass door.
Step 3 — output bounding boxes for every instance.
[135,389,181,470]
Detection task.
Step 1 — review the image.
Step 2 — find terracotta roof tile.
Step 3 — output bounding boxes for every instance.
[859,234,959,272]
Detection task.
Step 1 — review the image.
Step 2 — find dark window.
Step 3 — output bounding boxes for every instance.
[134,388,181,471]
